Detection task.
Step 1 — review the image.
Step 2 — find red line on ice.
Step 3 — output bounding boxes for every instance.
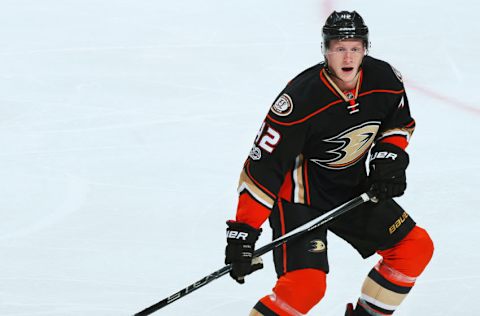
[407,81,480,116]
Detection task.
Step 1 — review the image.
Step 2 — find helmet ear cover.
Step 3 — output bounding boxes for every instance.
[322,11,369,54]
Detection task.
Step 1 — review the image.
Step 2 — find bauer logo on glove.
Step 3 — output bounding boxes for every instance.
[368,142,409,201]
[371,151,398,160]
[226,230,249,241]
[225,221,263,284]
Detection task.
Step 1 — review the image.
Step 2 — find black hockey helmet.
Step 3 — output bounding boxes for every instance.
[322,11,369,53]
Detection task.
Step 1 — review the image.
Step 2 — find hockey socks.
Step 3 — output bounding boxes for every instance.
[251,269,326,316]
[356,226,433,315]
[358,264,414,315]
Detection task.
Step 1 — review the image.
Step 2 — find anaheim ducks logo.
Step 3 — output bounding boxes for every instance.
[308,240,326,253]
[311,121,380,170]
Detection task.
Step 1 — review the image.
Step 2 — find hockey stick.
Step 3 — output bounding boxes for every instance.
[134,192,374,316]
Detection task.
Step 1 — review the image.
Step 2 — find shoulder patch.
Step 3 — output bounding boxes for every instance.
[390,65,403,83]
[271,94,293,116]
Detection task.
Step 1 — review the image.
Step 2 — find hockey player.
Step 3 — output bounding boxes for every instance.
[225,11,434,316]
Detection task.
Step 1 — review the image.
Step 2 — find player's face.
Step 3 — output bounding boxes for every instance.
[325,39,366,87]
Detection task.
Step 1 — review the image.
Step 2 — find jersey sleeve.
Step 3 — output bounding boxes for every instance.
[234,91,310,228]
[376,68,415,150]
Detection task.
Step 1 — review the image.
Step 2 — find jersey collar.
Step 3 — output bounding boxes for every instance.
[320,68,363,103]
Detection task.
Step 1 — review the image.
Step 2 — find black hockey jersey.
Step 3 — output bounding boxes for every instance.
[235,56,415,228]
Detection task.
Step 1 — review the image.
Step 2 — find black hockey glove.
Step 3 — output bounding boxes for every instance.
[225,221,263,284]
[369,142,409,201]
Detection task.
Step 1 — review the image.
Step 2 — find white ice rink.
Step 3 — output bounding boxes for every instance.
[0,0,479,315]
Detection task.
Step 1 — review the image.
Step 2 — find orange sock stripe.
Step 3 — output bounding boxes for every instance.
[258,295,303,316]
[257,295,283,315]
[272,269,326,314]
[377,226,434,287]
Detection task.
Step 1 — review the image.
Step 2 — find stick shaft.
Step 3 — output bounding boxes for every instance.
[134,192,372,316]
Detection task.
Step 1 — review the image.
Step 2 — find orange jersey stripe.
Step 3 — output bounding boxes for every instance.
[359,89,404,97]
[267,89,405,127]
[278,200,288,274]
[380,136,409,150]
[236,192,271,229]
[267,99,343,126]
[303,159,311,205]
[278,169,293,202]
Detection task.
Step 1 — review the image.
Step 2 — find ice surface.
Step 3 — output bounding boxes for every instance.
[0,0,478,315]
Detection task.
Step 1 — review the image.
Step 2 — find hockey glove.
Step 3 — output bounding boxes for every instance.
[225,221,263,284]
[369,142,409,201]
